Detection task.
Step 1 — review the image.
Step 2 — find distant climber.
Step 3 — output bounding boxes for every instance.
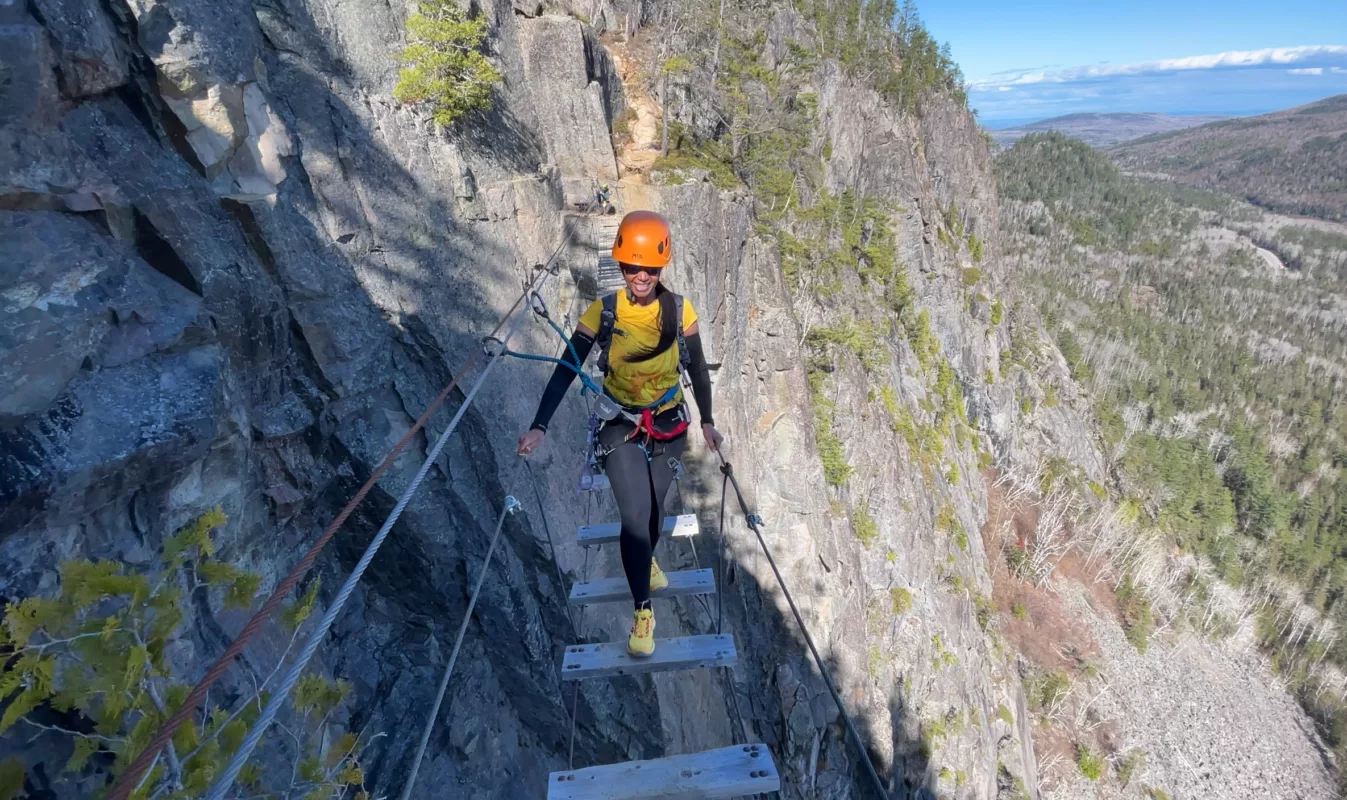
[517,210,721,657]
[596,183,611,212]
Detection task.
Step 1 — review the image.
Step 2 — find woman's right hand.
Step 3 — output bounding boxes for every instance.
[518,428,546,456]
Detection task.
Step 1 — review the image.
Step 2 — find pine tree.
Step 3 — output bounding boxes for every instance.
[394,0,502,127]
[0,509,372,798]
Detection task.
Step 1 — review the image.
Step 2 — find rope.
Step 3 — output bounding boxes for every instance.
[109,240,571,800]
[493,348,605,396]
[492,288,606,397]
[524,285,588,643]
[716,470,729,635]
[398,481,524,800]
[200,251,565,800]
[714,455,890,799]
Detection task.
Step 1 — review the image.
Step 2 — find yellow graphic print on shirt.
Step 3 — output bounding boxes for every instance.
[579,291,698,411]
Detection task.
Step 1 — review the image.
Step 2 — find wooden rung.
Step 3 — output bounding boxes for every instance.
[547,743,780,799]
[568,568,715,606]
[561,634,735,680]
[577,514,698,547]
[595,257,626,291]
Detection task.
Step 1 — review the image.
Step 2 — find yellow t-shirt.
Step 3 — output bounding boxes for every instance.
[579,292,698,410]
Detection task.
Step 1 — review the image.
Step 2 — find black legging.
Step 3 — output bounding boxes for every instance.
[600,412,688,609]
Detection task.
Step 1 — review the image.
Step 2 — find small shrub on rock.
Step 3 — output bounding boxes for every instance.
[853,501,879,547]
[1075,743,1105,780]
[1117,574,1155,653]
[891,587,914,615]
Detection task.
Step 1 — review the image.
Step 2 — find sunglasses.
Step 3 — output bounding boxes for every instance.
[620,263,661,277]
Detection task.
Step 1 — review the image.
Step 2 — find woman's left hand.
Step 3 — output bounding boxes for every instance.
[702,423,724,453]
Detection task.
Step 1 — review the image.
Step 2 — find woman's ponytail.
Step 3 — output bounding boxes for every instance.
[624,284,679,364]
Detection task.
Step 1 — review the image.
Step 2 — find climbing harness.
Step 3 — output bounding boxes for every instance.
[591,289,696,462]
[593,388,689,458]
[494,287,697,473]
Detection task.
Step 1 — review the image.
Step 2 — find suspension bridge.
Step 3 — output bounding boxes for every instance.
[106,216,887,800]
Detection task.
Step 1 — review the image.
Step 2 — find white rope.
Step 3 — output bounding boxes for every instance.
[204,261,558,800]
[399,485,523,800]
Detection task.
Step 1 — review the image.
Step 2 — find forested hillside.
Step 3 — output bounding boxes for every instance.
[999,131,1347,773]
[990,112,1227,149]
[1112,94,1347,222]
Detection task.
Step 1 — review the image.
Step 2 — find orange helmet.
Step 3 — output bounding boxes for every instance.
[611,210,672,268]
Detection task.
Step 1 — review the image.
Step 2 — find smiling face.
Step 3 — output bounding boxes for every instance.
[621,263,661,300]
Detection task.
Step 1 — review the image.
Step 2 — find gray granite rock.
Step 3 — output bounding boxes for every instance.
[31,0,128,97]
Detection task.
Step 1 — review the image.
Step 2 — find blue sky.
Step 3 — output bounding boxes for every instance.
[917,1,1347,124]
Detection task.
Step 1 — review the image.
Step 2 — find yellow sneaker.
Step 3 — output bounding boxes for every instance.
[628,608,655,657]
[649,559,669,592]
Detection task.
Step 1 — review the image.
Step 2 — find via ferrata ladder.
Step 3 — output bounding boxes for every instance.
[546,511,781,798]
[594,216,628,296]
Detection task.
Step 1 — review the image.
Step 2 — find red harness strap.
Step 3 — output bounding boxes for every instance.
[620,405,690,454]
[639,406,689,441]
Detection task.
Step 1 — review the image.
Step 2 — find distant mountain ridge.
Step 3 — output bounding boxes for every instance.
[989,112,1229,149]
[1111,94,1347,222]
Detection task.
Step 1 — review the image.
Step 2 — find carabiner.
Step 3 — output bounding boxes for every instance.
[529,291,550,320]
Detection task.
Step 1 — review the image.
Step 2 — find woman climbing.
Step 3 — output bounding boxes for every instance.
[517,210,722,658]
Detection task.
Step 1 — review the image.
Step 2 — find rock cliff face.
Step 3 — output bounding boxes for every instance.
[3,0,1094,797]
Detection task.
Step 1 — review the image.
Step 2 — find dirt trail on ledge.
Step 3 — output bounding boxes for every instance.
[604,36,661,184]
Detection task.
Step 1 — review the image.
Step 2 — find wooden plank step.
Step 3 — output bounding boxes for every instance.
[561,634,735,679]
[547,743,779,799]
[578,514,698,547]
[595,255,626,292]
[569,568,715,606]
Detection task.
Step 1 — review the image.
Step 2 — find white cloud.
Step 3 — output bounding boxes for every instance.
[1289,68,1324,75]
[969,45,1347,91]
[998,86,1012,92]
